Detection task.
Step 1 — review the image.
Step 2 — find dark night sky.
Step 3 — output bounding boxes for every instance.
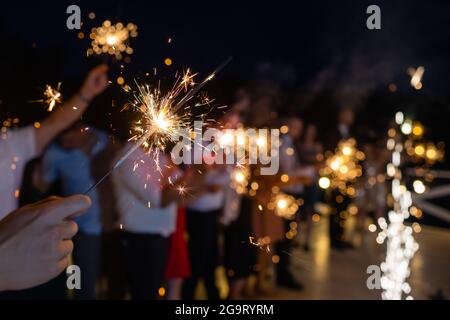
[0,0,449,142]
[1,0,449,92]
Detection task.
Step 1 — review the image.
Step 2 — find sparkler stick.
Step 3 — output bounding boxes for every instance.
[84,131,151,195]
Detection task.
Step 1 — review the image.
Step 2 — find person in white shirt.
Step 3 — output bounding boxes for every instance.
[0,65,108,291]
[0,64,109,221]
[112,145,206,299]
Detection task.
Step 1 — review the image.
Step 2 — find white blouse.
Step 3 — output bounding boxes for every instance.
[112,144,180,237]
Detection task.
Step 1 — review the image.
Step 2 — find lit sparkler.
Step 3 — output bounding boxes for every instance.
[230,166,250,194]
[127,57,232,155]
[407,66,425,90]
[128,81,193,154]
[399,119,445,165]
[249,236,271,253]
[85,57,232,194]
[318,138,364,196]
[32,83,62,112]
[267,192,299,219]
[88,20,138,60]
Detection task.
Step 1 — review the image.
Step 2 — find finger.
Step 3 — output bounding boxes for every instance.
[0,202,45,243]
[41,195,91,224]
[28,195,62,208]
[51,256,70,279]
[59,220,79,239]
[90,64,108,78]
[56,240,74,260]
[0,195,69,243]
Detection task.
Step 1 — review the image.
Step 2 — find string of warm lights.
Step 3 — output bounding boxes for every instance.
[377,110,446,300]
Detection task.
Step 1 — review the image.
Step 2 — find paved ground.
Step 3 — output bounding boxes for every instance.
[258,215,450,300]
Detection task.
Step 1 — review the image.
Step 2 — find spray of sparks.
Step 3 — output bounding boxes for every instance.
[249,236,271,253]
[267,192,299,219]
[88,20,138,60]
[129,81,193,155]
[126,58,232,163]
[230,165,250,194]
[32,83,62,112]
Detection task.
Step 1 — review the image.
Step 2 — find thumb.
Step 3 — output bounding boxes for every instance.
[88,64,108,79]
[39,195,92,225]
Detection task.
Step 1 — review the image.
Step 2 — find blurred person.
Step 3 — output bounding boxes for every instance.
[277,116,315,289]
[164,206,191,300]
[91,139,127,300]
[325,107,354,150]
[112,145,207,300]
[0,195,91,292]
[19,159,49,205]
[182,163,229,300]
[219,94,257,299]
[356,139,387,234]
[223,191,257,299]
[325,107,355,250]
[39,122,110,299]
[250,169,284,296]
[0,64,109,222]
[298,123,323,251]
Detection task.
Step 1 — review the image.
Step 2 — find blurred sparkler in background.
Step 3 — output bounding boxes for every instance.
[87,20,138,60]
[267,192,299,219]
[407,66,425,90]
[32,83,62,112]
[230,166,250,195]
[318,138,364,197]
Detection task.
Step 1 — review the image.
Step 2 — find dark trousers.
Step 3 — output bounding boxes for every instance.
[275,192,303,282]
[72,231,101,300]
[0,273,67,300]
[275,219,295,282]
[121,231,170,300]
[328,190,351,244]
[183,209,220,300]
[101,231,127,299]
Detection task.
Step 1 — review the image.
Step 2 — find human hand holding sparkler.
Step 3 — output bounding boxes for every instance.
[34,64,109,153]
[0,195,91,291]
[78,64,109,102]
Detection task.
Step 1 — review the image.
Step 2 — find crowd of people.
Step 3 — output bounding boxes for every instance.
[0,66,390,300]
